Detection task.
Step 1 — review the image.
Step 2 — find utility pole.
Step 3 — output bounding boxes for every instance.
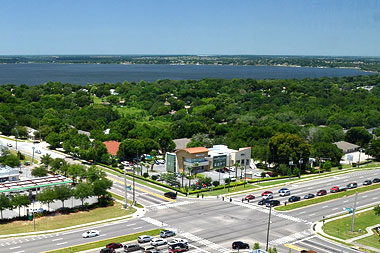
[266,204,272,251]
[124,166,128,208]
[133,166,136,206]
[15,120,18,151]
[32,146,35,164]
[350,192,358,232]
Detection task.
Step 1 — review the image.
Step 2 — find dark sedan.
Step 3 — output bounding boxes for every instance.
[232,241,249,249]
[363,180,372,185]
[373,178,380,183]
[288,196,301,202]
[304,193,315,199]
[266,200,280,207]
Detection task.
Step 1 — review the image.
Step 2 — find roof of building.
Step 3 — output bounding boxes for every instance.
[0,175,72,193]
[103,140,120,156]
[173,138,191,150]
[334,141,360,152]
[182,147,209,154]
[78,130,91,137]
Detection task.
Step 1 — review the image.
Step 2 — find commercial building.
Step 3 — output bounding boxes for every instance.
[166,145,251,173]
[0,165,20,183]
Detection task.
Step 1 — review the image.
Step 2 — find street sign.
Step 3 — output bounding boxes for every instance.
[126,185,132,190]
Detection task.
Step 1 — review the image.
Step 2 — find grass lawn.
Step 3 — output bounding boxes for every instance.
[109,192,144,208]
[324,209,380,240]
[275,183,380,211]
[9,150,37,164]
[356,231,380,250]
[0,203,135,235]
[258,178,297,187]
[47,229,162,253]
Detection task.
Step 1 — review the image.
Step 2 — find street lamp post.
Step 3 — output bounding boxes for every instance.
[358,148,364,168]
[298,157,303,179]
[288,156,293,179]
[266,203,272,251]
[32,146,35,165]
[350,192,358,232]
[124,166,128,209]
[133,166,136,206]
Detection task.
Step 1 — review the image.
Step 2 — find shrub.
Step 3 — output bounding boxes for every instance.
[143,172,149,178]
[151,175,158,181]
[352,162,357,167]
[338,164,343,170]
[212,181,220,187]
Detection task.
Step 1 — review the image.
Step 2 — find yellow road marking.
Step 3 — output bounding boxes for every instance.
[284,243,307,252]
[107,176,176,202]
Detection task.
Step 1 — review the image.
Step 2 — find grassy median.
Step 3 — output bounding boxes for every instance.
[324,209,380,240]
[0,203,135,235]
[275,183,380,211]
[356,231,380,250]
[46,229,162,253]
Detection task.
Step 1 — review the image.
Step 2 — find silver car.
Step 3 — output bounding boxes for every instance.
[138,235,153,243]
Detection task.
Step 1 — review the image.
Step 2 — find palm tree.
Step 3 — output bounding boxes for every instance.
[189,162,198,188]
[233,162,240,179]
[180,171,187,188]
[41,154,52,169]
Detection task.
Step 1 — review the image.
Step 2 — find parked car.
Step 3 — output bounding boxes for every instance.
[164,192,177,199]
[330,186,340,193]
[339,187,347,192]
[151,238,167,247]
[138,235,153,243]
[168,238,188,246]
[266,200,280,207]
[82,230,100,238]
[304,193,315,199]
[232,241,250,249]
[160,230,176,238]
[124,243,143,252]
[317,189,327,196]
[168,242,189,252]
[261,191,273,196]
[35,149,42,154]
[363,180,372,185]
[100,248,115,253]
[279,189,291,196]
[245,194,255,200]
[106,243,123,249]
[347,182,357,189]
[144,246,161,253]
[373,178,380,183]
[288,196,301,202]
[30,208,45,213]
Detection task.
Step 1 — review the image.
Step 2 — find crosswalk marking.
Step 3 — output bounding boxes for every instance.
[142,217,229,253]
[270,230,314,246]
[155,200,194,210]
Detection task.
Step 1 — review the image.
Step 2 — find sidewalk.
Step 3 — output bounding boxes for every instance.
[0,206,146,239]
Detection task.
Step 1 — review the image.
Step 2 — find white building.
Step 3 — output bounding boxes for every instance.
[0,165,19,183]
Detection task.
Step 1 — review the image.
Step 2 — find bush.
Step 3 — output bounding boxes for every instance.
[143,172,149,178]
[151,175,158,181]
[352,162,357,167]
[338,164,343,170]
[212,181,220,187]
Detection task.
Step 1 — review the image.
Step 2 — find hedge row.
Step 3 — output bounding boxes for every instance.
[98,163,292,195]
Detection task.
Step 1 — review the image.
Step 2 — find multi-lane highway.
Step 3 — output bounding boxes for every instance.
[0,168,378,253]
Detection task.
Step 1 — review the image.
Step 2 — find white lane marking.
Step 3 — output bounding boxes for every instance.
[362,195,368,198]
[309,213,315,216]
[9,246,21,250]
[332,208,338,211]
[52,238,63,242]
[373,197,378,200]
[322,206,328,208]
[307,187,313,190]
[189,244,211,252]
[343,200,349,203]
[14,251,25,253]
[133,226,142,230]
[269,230,314,246]
[126,223,136,227]
[56,242,68,246]
[299,211,306,214]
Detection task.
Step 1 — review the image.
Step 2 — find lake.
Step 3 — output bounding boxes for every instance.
[0,63,374,85]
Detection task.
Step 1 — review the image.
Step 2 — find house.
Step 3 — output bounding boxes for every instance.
[103,141,120,156]
[334,141,360,154]
[78,130,91,137]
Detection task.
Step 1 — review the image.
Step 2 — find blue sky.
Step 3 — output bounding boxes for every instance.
[1,0,379,56]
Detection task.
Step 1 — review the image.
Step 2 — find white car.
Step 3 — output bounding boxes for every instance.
[168,238,188,245]
[279,189,291,196]
[35,150,42,154]
[262,194,273,200]
[151,238,167,246]
[82,230,100,238]
[7,143,12,147]
[30,208,45,213]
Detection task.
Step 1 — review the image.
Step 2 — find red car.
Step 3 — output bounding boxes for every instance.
[245,194,255,200]
[330,186,339,193]
[106,243,123,249]
[261,191,273,196]
[317,189,327,196]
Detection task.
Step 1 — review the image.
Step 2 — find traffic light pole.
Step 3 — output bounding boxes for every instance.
[266,204,272,251]
[350,192,358,232]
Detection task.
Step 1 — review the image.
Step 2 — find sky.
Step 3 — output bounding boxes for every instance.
[0,0,379,56]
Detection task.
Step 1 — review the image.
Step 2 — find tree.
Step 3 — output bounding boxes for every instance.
[37,187,56,211]
[253,242,260,249]
[87,166,106,183]
[188,162,199,188]
[46,132,61,149]
[293,167,300,178]
[374,205,380,216]
[50,158,67,174]
[162,173,180,187]
[369,138,380,161]
[41,154,52,168]
[0,194,12,219]
[11,194,30,217]
[311,142,344,166]
[345,127,372,147]
[268,133,311,170]
[3,154,21,167]
[31,165,49,177]
[117,139,144,161]
[54,185,72,208]
[74,183,93,206]
[67,164,86,183]
[93,178,113,198]
[323,160,332,172]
